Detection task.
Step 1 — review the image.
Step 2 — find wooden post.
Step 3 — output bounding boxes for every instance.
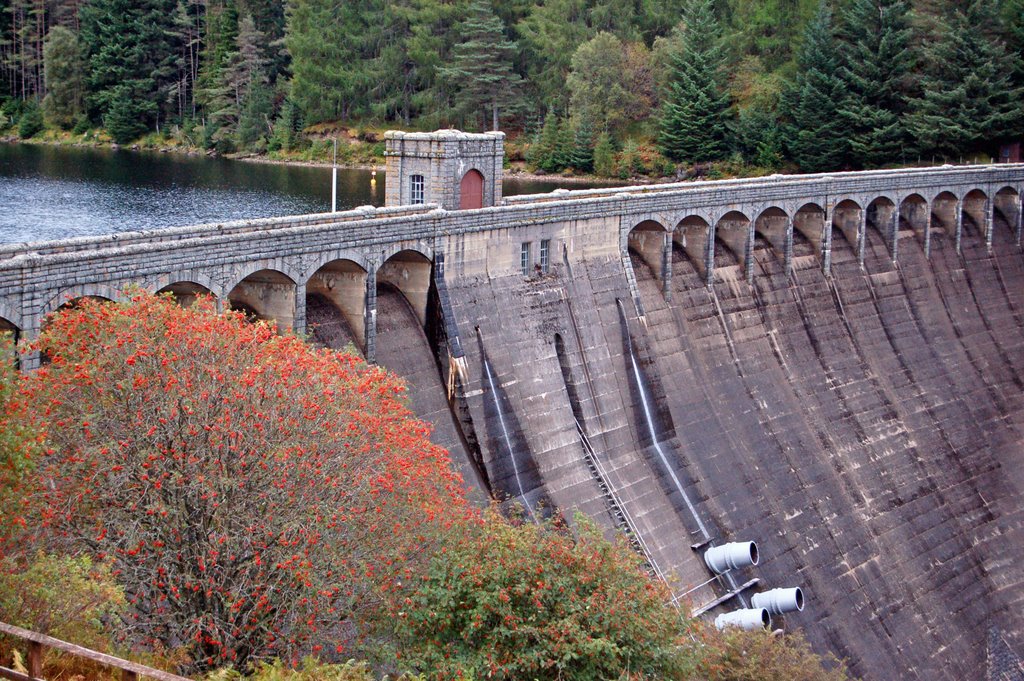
[27,641,43,679]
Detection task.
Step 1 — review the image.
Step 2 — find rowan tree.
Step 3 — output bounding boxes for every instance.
[10,294,468,674]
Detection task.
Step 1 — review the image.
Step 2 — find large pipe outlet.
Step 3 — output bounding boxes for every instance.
[714,608,772,631]
[751,587,804,615]
[704,541,759,574]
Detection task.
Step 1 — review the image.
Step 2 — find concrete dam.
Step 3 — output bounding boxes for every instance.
[1,131,1023,678]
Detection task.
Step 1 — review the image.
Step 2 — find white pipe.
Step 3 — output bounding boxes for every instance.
[715,608,771,631]
[704,541,759,574]
[751,587,804,615]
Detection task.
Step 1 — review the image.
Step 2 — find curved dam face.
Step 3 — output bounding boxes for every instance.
[391,214,1024,680]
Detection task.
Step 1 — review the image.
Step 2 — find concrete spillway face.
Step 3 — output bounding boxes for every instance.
[615,299,710,541]
[475,330,550,522]
[306,293,360,354]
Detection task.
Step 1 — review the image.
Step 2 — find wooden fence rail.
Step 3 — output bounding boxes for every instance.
[0,622,191,681]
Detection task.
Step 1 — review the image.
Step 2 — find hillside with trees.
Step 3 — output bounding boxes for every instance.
[1,0,1021,173]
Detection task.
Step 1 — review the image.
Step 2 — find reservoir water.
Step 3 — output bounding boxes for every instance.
[0,143,604,244]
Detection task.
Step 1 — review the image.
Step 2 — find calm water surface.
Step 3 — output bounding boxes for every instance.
[0,144,605,244]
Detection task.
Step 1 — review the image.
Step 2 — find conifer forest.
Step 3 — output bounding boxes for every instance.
[1,0,1022,175]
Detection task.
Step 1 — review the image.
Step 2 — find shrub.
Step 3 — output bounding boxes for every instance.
[0,551,124,651]
[10,294,468,674]
[383,508,698,680]
[17,103,44,139]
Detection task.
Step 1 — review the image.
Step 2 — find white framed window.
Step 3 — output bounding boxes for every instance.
[539,239,551,273]
[520,242,531,276]
[410,174,425,204]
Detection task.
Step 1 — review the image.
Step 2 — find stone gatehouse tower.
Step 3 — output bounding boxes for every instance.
[384,129,504,210]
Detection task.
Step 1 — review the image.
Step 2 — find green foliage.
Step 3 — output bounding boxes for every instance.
[439,0,523,131]
[567,32,634,136]
[204,658,387,680]
[593,131,616,177]
[735,105,783,169]
[385,508,698,680]
[696,627,850,680]
[0,551,125,650]
[782,0,848,172]
[835,0,915,167]
[17,102,44,139]
[102,85,153,144]
[569,115,595,172]
[42,26,86,129]
[79,0,181,141]
[658,0,732,163]
[910,0,1024,159]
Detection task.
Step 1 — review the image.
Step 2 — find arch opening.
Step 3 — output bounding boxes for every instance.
[227,269,296,333]
[306,259,368,353]
[866,196,897,251]
[754,207,789,266]
[993,187,1020,245]
[673,215,711,279]
[156,281,213,308]
[459,169,484,210]
[627,220,669,279]
[961,189,989,239]
[831,200,862,258]
[793,203,825,261]
[899,194,929,249]
[0,317,19,365]
[713,211,751,275]
[378,249,432,326]
[931,191,959,244]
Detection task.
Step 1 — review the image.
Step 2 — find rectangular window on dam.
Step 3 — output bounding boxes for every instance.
[410,174,425,204]
[521,242,531,276]
[540,239,550,273]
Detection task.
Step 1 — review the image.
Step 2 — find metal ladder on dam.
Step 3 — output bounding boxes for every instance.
[575,417,672,588]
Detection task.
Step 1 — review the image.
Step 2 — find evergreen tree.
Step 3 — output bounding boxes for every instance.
[569,114,595,172]
[438,0,522,131]
[517,0,593,108]
[531,110,561,171]
[783,0,848,172]
[657,0,731,163]
[80,0,182,141]
[835,0,914,167]
[286,0,379,122]
[593,130,616,176]
[42,25,86,129]
[553,115,574,170]
[910,0,1024,160]
[269,96,300,152]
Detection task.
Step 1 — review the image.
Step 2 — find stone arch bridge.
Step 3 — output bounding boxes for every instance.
[0,164,1020,369]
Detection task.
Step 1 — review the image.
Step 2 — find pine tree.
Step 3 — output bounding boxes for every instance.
[286,0,379,122]
[553,116,574,170]
[80,0,181,141]
[531,110,560,171]
[42,25,85,129]
[593,131,616,177]
[438,0,522,131]
[835,0,914,167]
[783,0,848,172]
[569,114,595,172]
[910,0,1024,160]
[657,0,731,163]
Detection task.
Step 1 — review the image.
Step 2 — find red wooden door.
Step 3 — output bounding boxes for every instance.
[459,170,484,209]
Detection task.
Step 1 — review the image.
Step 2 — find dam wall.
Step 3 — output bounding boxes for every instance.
[2,159,1024,677]
[437,206,1024,679]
